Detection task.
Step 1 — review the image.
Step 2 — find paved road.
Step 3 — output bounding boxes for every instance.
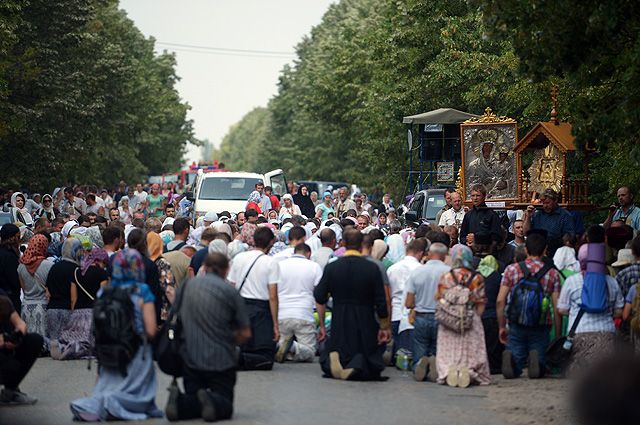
[0,358,570,425]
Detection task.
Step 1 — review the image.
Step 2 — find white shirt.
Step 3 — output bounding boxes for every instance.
[277,255,323,322]
[438,208,465,228]
[228,250,279,300]
[273,247,294,261]
[311,246,334,269]
[557,273,624,334]
[386,256,421,321]
[134,190,148,204]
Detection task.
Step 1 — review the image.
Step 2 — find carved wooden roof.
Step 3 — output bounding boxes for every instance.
[515,121,576,154]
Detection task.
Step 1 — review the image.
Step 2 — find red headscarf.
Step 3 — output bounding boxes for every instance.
[20,234,49,275]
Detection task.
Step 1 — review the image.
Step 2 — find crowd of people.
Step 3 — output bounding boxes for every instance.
[0,181,639,422]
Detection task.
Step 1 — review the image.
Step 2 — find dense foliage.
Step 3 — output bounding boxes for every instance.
[0,0,196,191]
[217,0,638,205]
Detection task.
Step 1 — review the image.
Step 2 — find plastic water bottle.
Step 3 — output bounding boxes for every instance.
[562,337,573,351]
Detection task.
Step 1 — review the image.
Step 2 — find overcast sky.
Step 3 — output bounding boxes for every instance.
[119,0,335,164]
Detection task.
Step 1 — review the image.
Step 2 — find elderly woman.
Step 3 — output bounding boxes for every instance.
[279,194,301,219]
[315,192,335,221]
[70,249,161,421]
[435,244,491,387]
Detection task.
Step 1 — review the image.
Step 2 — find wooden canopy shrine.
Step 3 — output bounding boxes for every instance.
[514,88,591,207]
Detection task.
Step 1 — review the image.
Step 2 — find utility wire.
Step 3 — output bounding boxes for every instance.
[156,41,296,57]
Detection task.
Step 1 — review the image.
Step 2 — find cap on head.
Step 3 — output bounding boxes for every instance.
[541,188,558,201]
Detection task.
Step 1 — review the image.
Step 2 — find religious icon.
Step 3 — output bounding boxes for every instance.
[460,110,518,201]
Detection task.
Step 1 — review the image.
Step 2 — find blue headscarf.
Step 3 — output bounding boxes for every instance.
[450,244,474,270]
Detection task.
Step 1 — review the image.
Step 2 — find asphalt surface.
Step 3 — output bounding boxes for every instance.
[0,358,570,425]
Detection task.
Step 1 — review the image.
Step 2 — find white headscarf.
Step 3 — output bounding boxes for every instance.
[553,246,580,272]
[304,222,317,240]
[385,234,405,264]
[10,192,34,226]
[61,220,79,238]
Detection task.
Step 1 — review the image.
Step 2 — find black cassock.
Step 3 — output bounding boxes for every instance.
[314,254,388,380]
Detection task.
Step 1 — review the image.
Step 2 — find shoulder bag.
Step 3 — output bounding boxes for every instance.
[154,279,189,377]
[545,308,585,372]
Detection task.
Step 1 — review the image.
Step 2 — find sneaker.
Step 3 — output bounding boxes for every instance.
[197,389,216,422]
[502,350,515,379]
[0,388,37,405]
[527,350,541,379]
[427,356,438,382]
[165,380,181,422]
[275,336,295,363]
[413,356,428,382]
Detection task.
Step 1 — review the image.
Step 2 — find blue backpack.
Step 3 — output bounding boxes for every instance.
[507,261,552,327]
[580,272,609,313]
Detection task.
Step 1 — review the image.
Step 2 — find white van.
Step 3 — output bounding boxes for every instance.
[189,169,287,218]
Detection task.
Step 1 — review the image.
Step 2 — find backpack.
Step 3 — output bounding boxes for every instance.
[435,271,477,333]
[507,261,552,327]
[92,285,141,376]
[580,272,609,313]
[630,283,640,334]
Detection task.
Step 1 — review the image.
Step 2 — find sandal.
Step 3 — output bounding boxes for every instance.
[446,365,458,387]
[458,367,471,388]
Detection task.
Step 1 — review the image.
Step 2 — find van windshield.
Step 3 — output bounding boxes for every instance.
[198,177,263,201]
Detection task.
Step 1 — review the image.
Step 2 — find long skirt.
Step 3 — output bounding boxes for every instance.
[46,308,71,342]
[51,308,94,360]
[568,332,617,375]
[21,301,47,338]
[70,344,163,421]
[436,313,491,385]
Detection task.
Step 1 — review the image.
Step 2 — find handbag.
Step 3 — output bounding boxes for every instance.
[546,309,585,371]
[154,279,189,377]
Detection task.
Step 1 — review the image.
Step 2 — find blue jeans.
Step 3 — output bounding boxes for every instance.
[391,321,413,359]
[507,324,550,377]
[412,313,438,370]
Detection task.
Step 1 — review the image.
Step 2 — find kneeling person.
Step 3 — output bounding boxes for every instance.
[275,243,323,362]
[166,253,251,422]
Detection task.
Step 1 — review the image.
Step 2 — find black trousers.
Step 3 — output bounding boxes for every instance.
[177,367,236,420]
[0,333,42,390]
[238,298,275,371]
[482,317,504,374]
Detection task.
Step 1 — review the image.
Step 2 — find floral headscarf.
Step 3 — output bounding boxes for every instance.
[241,222,257,247]
[61,237,84,265]
[111,248,145,284]
[477,255,499,278]
[147,232,164,262]
[20,234,49,275]
[248,191,262,204]
[85,226,104,248]
[450,244,474,270]
[80,247,108,276]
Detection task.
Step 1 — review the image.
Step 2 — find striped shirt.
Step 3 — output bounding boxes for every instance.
[557,273,624,334]
[178,275,250,371]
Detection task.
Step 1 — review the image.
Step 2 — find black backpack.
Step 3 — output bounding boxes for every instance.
[92,285,141,376]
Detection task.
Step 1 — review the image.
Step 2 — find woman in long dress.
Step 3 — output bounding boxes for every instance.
[70,248,161,421]
[46,238,83,343]
[50,247,108,360]
[18,234,53,343]
[435,244,491,387]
